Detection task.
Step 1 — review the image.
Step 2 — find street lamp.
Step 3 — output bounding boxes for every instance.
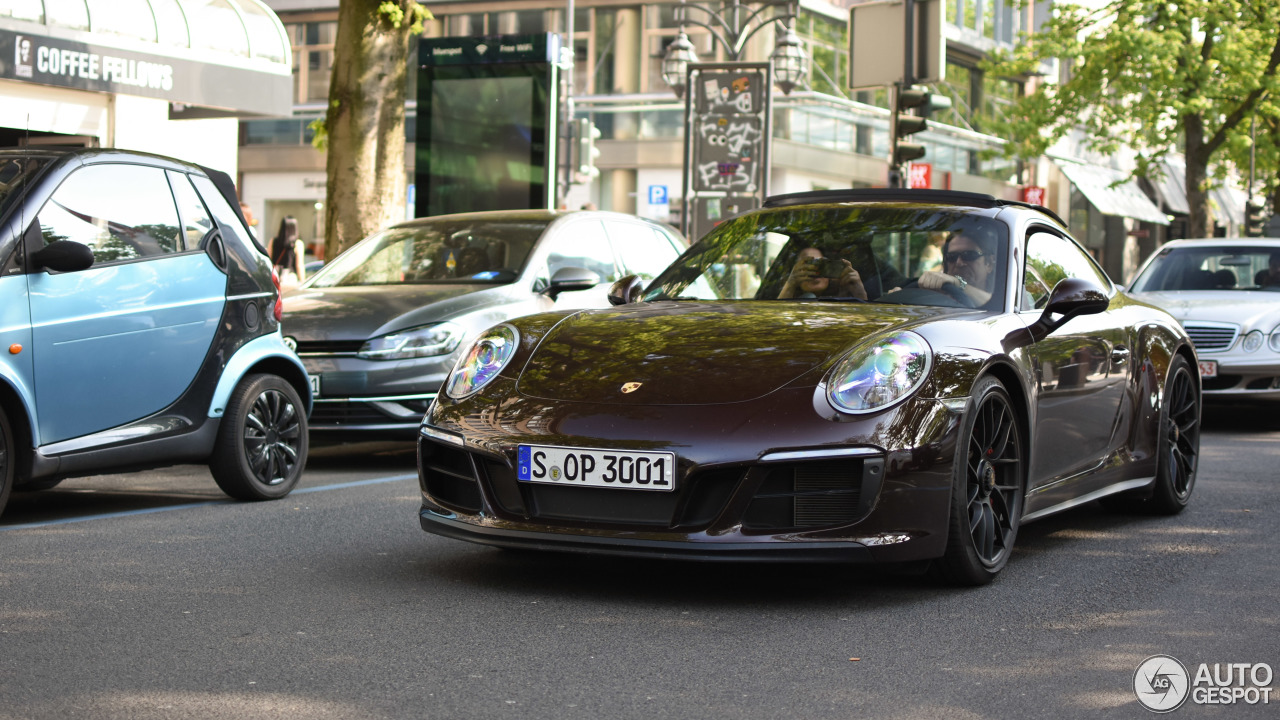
[661,29,699,99]
[661,0,807,96]
[769,23,808,95]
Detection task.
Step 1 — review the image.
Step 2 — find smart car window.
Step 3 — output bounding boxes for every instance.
[642,207,1007,309]
[0,155,50,222]
[167,171,215,250]
[605,221,681,281]
[309,220,543,287]
[36,164,182,263]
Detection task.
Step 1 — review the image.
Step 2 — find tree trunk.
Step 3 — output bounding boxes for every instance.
[322,1,418,260]
[1184,114,1212,239]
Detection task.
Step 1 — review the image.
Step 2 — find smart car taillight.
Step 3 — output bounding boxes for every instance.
[271,268,283,322]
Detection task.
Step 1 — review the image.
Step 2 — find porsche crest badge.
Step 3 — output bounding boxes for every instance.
[621,382,642,394]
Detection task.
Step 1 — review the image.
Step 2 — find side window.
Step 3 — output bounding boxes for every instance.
[542,220,619,282]
[607,221,681,282]
[1022,231,1111,311]
[37,164,182,263]
[167,171,215,249]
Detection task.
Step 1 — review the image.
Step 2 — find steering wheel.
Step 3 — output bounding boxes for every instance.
[882,278,978,308]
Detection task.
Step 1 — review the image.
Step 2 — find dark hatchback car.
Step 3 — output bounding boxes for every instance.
[417,189,1201,585]
[0,148,311,517]
[282,209,685,438]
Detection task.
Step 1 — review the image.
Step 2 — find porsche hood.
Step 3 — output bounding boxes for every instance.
[514,301,951,405]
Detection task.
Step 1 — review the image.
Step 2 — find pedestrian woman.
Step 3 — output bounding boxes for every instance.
[270,216,305,286]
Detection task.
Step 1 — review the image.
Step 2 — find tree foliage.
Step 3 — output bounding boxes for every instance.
[318,0,431,261]
[983,0,1280,237]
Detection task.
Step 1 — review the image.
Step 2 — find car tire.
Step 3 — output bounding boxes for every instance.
[1102,354,1200,515]
[932,375,1026,586]
[210,373,308,501]
[0,406,12,517]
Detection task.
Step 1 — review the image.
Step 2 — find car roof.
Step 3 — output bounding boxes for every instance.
[1155,237,1280,248]
[763,188,1068,228]
[0,146,210,173]
[392,208,678,232]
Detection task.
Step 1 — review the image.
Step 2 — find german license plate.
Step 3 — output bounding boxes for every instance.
[309,374,321,396]
[1198,360,1217,378]
[517,444,675,491]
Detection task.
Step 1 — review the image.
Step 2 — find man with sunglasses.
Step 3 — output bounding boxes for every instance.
[918,230,997,306]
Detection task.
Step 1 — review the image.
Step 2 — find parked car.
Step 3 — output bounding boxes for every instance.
[417,189,1201,585]
[1127,238,1280,399]
[0,148,311,518]
[281,209,686,438]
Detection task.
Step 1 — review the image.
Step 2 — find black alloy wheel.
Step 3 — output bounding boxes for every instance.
[211,374,309,501]
[1150,355,1199,513]
[934,375,1025,586]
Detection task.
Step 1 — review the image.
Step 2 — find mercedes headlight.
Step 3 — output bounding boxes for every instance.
[1242,330,1264,353]
[358,322,463,360]
[444,325,519,399]
[827,331,932,414]
[1269,328,1280,353]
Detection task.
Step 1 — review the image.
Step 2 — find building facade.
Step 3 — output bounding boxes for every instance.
[245,0,1244,283]
[0,0,292,190]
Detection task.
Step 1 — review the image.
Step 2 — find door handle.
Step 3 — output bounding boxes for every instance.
[1110,346,1130,365]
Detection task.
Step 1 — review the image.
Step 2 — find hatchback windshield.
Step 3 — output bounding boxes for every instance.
[0,155,51,222]
[309,219,546,287]
[1129,245,1280,293]
[643,206,1009,309]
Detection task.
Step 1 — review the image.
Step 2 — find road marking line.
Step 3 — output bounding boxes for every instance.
[0,473,417,532]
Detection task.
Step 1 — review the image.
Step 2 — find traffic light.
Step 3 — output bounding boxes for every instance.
[576,118,601,179]
[891,85,953,169]
[1245,197,1266,237]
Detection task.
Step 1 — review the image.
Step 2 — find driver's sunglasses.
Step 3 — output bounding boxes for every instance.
[945,250,986,264]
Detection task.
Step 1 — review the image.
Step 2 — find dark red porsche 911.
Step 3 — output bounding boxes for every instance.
[415,189,1201,585]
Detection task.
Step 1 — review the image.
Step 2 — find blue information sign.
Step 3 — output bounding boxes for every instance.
[648,185,669,205]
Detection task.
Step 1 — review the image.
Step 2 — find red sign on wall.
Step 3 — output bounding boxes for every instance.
[907,163,932,189]
[1022,186,1046,206]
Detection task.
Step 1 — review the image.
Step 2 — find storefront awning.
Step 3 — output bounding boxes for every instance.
[0,0,291,118]
[1148,158,1246,226]
[1055,159,1170,225]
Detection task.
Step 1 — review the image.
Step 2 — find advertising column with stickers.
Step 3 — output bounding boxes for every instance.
[682,63,771,242]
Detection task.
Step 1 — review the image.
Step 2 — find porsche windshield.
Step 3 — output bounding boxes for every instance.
[643,206,1009,308]
[309,220,545,287]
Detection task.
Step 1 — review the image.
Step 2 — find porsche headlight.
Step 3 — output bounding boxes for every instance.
[827,331,932,414]
[1242,330,1264,353]
[444,325,519,399]
[358,322,463,360]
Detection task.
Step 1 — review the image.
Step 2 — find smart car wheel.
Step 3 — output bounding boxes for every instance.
[0,407,12,517]
[933,375,1025,586]
[210,374,308,501]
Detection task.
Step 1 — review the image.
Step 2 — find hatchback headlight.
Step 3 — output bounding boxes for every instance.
[444,325,519,399]
[827,331,932,414]
[1242,330,1264,353]
[358,322,463,360]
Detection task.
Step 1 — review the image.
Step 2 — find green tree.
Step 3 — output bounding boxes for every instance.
[983,1,1280,238]
[316,1,430,260]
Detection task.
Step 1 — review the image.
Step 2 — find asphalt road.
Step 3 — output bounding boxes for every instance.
[0,408,1276,720]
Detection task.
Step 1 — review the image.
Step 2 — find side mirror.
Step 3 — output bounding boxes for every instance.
[607,274,644,306]
[1030,277,1109,340]
[544,266,600,300]
[31,240,94,273]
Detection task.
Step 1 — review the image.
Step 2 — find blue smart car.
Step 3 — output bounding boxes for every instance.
[0,148,311,517]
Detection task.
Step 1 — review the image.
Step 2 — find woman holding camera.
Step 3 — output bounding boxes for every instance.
[778,247,868,300]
